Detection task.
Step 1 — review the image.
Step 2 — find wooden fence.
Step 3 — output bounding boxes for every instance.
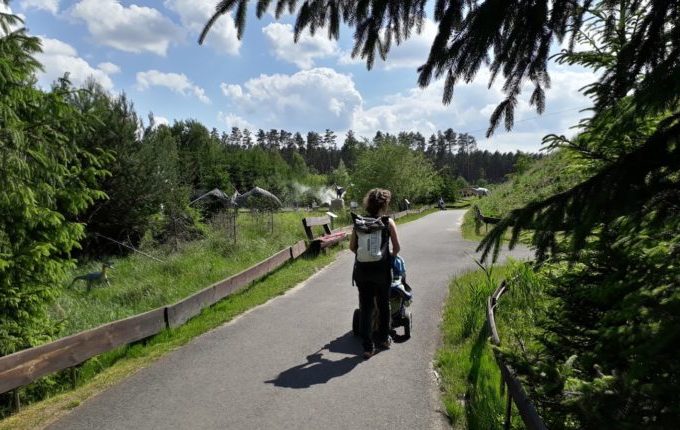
[0,206,432,408]
[487,281,548,430]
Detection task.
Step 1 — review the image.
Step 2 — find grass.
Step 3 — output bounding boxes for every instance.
[437,260,542,430]
[1,206,436,428]
[54,210,330,335]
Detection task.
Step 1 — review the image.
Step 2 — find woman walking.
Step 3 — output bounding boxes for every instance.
[349,188,401,359]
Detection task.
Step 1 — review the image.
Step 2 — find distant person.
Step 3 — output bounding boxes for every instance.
[438,196,445,210]
[350,188,401,359]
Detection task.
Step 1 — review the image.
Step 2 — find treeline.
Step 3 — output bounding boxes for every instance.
[71,82,528,254]
[218,127,522,184]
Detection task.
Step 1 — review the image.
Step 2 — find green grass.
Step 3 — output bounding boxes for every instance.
[460,152,586,243]
[437,261,542,430]
[55,210,329,335]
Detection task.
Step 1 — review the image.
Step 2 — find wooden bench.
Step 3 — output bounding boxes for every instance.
[302,215,347,255]
[473,205,501,232]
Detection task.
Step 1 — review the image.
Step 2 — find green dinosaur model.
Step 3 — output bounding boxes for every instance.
[70,262,113,292]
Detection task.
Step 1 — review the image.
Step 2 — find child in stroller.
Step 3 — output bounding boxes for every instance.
[352,256,413,341]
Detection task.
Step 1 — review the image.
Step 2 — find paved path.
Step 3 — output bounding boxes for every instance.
[50,210,531,430]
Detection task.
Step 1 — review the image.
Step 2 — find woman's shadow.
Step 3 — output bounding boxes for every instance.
[265,331,364,389]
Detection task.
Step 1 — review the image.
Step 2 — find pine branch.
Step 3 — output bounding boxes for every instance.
[478,112,680,262]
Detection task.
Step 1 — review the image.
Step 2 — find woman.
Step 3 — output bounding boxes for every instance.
[349,188,401,359]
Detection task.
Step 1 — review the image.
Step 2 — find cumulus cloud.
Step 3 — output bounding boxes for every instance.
[136,70,210,104]
[218,112,256,130]
[218,58,594,152]
[97,62,121,75]
[263,23,337,69]
[20,0,59,14]
[220,68,362,131]
[35,37,115,90]
[150,115,170,129]
[71,0,182,56]
[164,0,240,55]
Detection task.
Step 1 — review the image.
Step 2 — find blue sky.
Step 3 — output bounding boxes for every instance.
[8,0,597,152]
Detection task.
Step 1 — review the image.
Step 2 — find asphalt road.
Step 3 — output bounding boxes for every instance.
[49,210,532,430]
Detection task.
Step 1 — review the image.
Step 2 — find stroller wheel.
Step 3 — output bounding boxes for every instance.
[352,308,361,336]
[403,311,412,339]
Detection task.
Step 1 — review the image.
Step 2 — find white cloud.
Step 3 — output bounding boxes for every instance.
[20,0,59,14]
[218,112,256,130]
[35,37,115,90]
[164,0,240,55]
[151,115,170,129]
[97,62,120,75]
[136,70,211,104]
[263,23,337,69]
[71,0,182,56]
[351,66,596,152]
[339,19,437,70]
[220,68,362,131]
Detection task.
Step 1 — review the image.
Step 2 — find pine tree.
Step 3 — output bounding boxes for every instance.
[0,8,108,353]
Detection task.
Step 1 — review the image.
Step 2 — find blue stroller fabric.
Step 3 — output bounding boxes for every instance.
[392,255,406,278]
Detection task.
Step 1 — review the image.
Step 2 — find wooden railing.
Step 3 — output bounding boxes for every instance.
[487,281,548,430]
[0,206,432,410]
[473,205,501,233]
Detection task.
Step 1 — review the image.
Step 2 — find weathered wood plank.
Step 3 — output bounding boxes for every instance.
[500,363,547,430]
[168,247,293,328]
[302,216,331,227]
[166,286,217,328]
[290,240,307,259]
[0,308,166,394]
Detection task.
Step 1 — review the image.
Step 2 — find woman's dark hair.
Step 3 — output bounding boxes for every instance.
[363,188,391,216]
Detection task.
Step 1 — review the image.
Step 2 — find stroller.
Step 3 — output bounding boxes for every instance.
[352,256,413,341]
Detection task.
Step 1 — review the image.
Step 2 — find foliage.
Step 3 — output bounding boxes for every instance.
[437,262,520,429]
[0,11,107,354]
[351,137,439,206]
[69,86,183,254]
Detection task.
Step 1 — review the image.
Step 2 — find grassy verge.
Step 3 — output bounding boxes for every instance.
[437,263,510,429]
[393,207,438,224]
[55,210,329,336]
[2,206,437,428]
[437,260,543,430]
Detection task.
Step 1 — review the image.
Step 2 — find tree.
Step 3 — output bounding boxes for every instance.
[352,141,439,206]
[0,9,107,353]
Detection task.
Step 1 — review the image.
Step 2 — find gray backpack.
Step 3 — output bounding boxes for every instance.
[352,213,390,264]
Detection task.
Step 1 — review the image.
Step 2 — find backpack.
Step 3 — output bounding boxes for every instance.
[352,213,390,264]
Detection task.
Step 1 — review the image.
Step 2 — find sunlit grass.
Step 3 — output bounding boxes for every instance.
[437,260,540,429]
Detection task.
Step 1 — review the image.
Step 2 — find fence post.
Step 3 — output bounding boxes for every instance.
[70,367,78,389]
[504,386,512,430]
[12,389,20,412]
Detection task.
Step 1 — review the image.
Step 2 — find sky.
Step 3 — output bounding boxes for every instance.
[7,0,598,153]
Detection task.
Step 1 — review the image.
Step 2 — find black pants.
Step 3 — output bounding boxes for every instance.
[357,277,391,352]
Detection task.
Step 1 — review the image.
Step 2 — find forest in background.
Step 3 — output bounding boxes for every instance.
[71,81,529,256]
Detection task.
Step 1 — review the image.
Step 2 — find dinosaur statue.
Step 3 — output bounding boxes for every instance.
[70,262,113,292]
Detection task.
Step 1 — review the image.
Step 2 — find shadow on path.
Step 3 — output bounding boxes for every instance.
[265,332,364,389]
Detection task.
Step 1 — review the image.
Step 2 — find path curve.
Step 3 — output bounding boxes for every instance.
[49,210,531,430]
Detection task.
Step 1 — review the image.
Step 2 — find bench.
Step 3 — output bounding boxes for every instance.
[302,215,348,255]
[473,206,501,233]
